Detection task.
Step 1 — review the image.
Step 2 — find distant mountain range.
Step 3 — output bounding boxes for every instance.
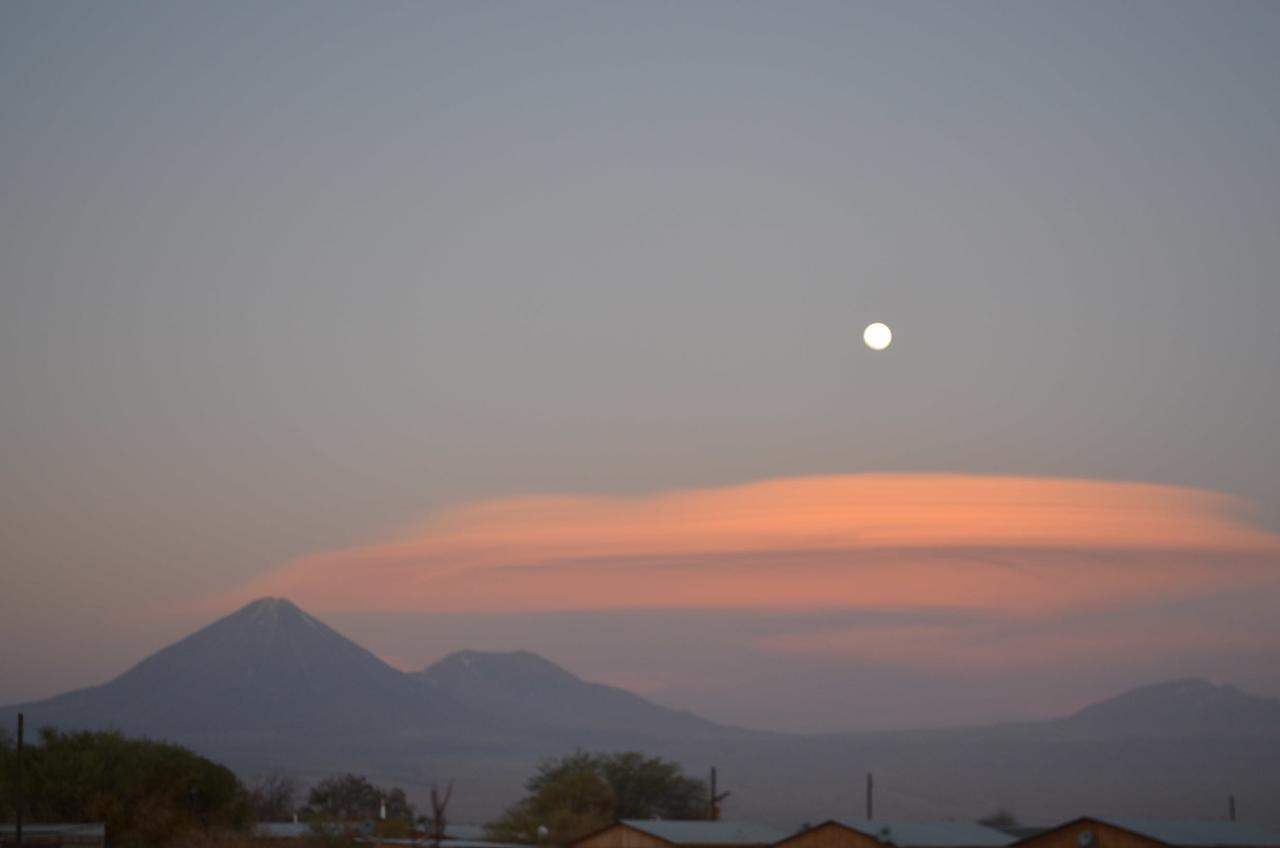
[1060,677,1280,738]
[5,599,734,746]
[5,598,1280,828]
[5,599,481,743]
[415,648,726,740]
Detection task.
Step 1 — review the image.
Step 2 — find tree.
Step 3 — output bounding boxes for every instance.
[303,773,415,823]
[978,810,1019,829]
[248,774,299,820]
[305,774,381,820]
[0,727,250,848]
[426,781,454,846]
[595,752,706,819]
[488,752,709,845]
[385,786,414,821]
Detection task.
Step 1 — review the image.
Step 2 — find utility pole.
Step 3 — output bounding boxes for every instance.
[709,767,730,821]
[865,772,873,821]
[16,713,24,847]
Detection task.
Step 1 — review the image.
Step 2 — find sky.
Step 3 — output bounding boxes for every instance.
[2,0,1279,732]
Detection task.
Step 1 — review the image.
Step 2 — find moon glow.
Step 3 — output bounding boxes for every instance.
[863,322,893,351]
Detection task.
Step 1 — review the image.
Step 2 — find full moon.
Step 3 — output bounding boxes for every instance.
[863,322,893,351]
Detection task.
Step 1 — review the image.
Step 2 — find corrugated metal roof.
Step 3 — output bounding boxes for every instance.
[998,829,1048,841]
[253,822,313,839]
[376,840,526,848]
[1096,819,1280,847]
[833,821,1016,848]
[0,824,105,837]
[621,820,788,845]
[444,825,492,841]
[251,823,524,847]
[253,821,379,839]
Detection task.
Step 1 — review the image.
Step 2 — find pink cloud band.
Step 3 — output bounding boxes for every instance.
[210,474,1280,619]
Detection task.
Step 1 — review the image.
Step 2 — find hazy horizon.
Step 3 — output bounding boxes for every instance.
[4,1,1279,733]
[8,581,1279,735]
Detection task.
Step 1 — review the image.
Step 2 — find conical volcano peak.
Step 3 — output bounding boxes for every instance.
[427,649,576,682]
[225,596,320,628]
[231,596,307,618]
[1,596,479,742]
[240,596,296,611]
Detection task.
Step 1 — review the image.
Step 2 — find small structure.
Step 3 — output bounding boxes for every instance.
[776,821,1015,848]
[572,820,787,848]
[0,824,106,848]
[1010,818,1280,848]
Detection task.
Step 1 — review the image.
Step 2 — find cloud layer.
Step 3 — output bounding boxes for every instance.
[217,474,1280,620]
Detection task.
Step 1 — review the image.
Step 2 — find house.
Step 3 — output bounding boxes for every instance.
[775,820,1016,848]
[572,820,788,848]
[1010,818,1280,848]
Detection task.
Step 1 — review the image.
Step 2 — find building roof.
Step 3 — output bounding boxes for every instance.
[1089,819,1279,848]
[831,821,1016,848]
[253,822,313,839]
[251,823,525,848]
[443,825,492,841]
[0,824,105,838]
[619,820,788,846]
[376,840,526,848]
[996,829,1048,842]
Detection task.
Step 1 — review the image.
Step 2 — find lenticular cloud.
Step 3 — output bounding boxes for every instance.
[212,474,1280,616]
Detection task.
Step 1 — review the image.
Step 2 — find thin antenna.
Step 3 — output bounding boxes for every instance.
[709,767,730,821]
[866,772,873,821]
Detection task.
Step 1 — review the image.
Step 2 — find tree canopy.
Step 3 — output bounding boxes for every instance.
[303,773,414,822]
[0,727,250,848]
[248,774,299,821]
[977,810,1019,828]
[488,751,709,844]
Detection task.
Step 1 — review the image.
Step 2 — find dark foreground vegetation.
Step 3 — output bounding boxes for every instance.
[1,724,710,848]
[0,727,249,847]
[0,727,424,847]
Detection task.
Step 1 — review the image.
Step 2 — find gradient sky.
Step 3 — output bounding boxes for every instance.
[3,1,1279,732]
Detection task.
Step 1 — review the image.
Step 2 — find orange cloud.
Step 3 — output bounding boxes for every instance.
[212,474,1280,616]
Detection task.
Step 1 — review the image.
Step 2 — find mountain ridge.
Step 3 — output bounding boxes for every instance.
[416,648,732,740]
[5,598,1280,827]
[2,597,486,741]
[1062,677,1280,736]
[8,598,1280,742]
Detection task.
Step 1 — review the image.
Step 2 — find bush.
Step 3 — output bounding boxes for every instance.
[0,727,251,848]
